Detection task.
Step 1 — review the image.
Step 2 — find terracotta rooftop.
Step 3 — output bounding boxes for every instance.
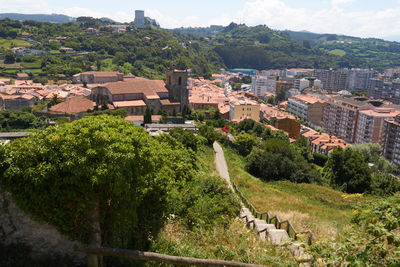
[81,71,122,77]
[100,79,168,95]
[113,100,146,108]
[291,94,325,104]
[160,99,180,106]
[50,97,95,114]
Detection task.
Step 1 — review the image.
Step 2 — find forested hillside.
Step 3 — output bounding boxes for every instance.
[2,17,400,82]
[283,30,400,71]
[175,23,400,71]
[210,23,352,70]
[0,17,224,80]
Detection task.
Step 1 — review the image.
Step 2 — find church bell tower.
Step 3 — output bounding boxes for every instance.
[166,62,188,111]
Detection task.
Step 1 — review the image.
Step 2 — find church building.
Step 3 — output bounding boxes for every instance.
[90,63,188,115]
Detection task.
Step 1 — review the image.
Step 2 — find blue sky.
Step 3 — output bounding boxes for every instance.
[2,0,400,40]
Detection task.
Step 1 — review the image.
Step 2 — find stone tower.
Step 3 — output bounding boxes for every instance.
[166,62,188,111]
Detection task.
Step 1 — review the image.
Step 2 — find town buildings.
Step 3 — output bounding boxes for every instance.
[382,115,400,168]
[275,80,294,98]
[229,96,260,122]
[287,94,327,127]
[347,69,377,91]
[301,129,351,155]
[74,71,124,84]
[368,78,400,104]
[313,69,349,92]
[322,96,388,143]
[260,104,300,138]
[91,63,188,115]
[355,108,400,144]
[251,76,276,97]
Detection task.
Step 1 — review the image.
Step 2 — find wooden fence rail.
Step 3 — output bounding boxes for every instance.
[232,183,314,245]
[75,245,267,267]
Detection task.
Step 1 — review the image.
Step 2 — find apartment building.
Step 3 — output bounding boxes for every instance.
[287,94,327,127]
[313,69,349,92]
[251,76,276,97]
[355,108,400,144]
[275,80,294,98]
[260,104,300,138]
[347,69,377,91]
[322,96,384,143]
[368,78,400,104]
[382,115,400,168]
[301,129,351,155]
[229,98,260,122]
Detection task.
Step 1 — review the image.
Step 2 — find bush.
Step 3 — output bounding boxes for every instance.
[369,173,400,196]
[169,127,199,152]
[322,147,372,193]
[0,115,196,252]
[309,196,400,265]
[170,175,240,230]
[232,132,258,156]
[313,153,328,167]
[246,138,322,184]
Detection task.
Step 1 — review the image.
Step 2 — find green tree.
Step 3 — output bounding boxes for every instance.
[232,132,258,156]
[246,138,321,184]
[351,143,397,174]
[4,52,16,64]
[168,127,199,152]
[294,135,313,162]
[0,115,196,265]
[121,62,133,75]
[198,124,218,146]
[322,147,372,193]
[144,107,152,124]
[369,173,400,196]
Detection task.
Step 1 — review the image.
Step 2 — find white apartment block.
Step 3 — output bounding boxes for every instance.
[355,108,400,144]
[251,76,276,97]
[287,97,308,121]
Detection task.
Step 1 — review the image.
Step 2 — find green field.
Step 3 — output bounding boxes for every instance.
[0,38,30,49]
[149,146,296,266]
[328,49,346,56]
[222,146,371,240]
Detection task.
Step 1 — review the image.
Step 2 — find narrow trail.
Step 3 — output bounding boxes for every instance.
[212,142,312,266]
[213,141,289,245]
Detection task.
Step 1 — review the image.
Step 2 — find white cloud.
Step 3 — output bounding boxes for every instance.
[331,0,355,5]
[1,0,400,40]
[209,0,400,40]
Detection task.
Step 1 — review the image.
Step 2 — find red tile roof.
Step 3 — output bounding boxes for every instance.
[50,97,95,114]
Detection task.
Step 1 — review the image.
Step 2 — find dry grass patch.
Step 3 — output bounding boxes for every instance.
[149,219,296,267]
[222,146,370,240]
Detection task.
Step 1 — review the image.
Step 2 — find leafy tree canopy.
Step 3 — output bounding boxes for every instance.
[0,115,196,251]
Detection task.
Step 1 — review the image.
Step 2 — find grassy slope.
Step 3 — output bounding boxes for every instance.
[222,146,370,240]
[149,146,296,266]
[0,38,30,49]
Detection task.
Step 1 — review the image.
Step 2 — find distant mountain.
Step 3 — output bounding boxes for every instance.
[170,25,224,36]
[0,13,75,23]
[0,13,118,24]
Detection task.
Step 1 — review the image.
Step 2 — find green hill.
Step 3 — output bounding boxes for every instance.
[282,30,400,71]
[222,146,373,240]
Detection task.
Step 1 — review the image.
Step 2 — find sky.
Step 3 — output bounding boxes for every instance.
[2,0,400,41]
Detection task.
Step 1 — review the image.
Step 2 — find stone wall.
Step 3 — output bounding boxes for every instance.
[0,190,86,266]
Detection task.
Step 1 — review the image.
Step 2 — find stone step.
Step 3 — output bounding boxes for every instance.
[267,229,290,245]
[253,219,276,231]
